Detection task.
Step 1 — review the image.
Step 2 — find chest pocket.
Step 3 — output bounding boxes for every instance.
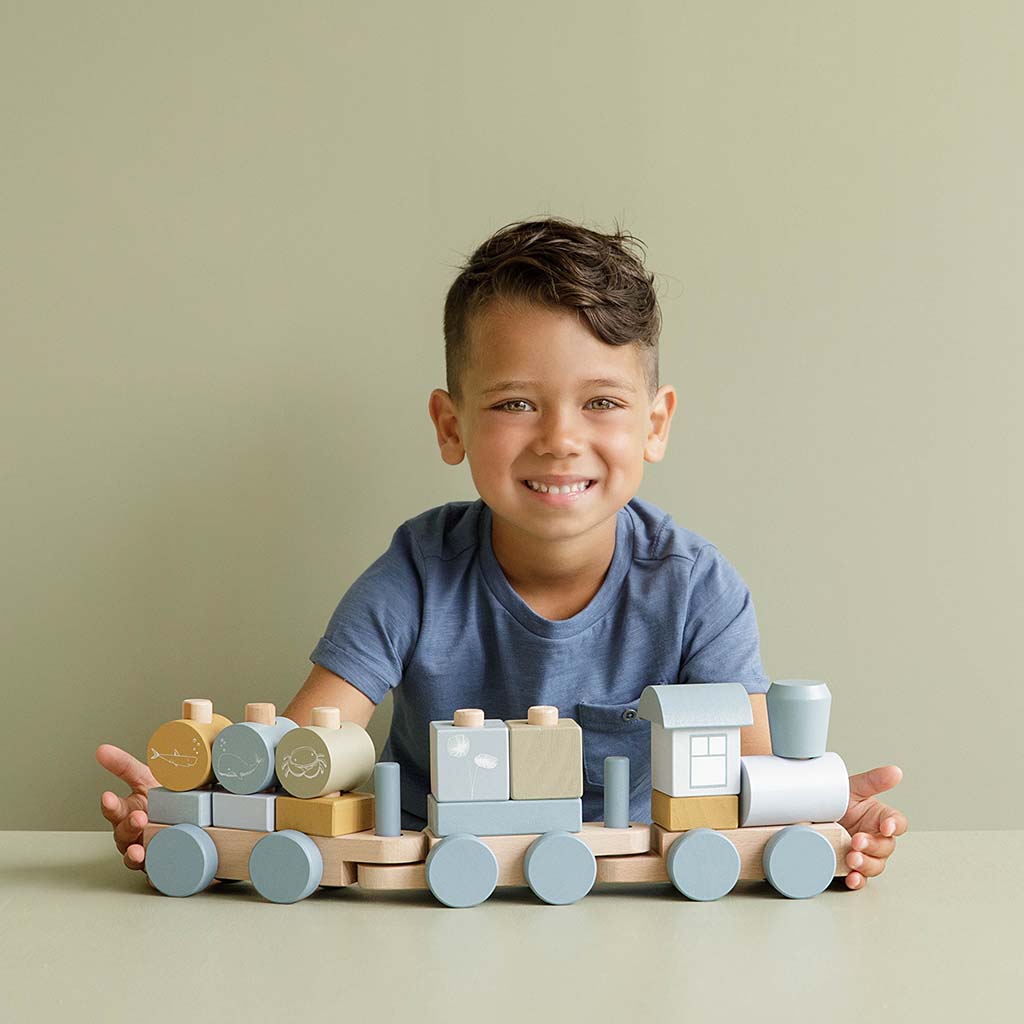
[577,700,651,790]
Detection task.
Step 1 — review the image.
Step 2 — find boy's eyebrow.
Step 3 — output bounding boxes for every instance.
[480,377,638,395]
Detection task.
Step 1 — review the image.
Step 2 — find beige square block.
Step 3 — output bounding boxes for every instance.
[506,718,583,799]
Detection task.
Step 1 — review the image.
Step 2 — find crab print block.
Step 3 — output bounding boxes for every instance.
[429,717,510,803]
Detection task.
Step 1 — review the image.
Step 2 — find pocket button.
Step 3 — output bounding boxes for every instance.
[622,708,638,721]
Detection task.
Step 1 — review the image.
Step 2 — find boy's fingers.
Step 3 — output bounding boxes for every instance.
[123,844,146,871]
[846,849,887,878]
[99,791,127,826]
[95,744,159,793]
[845,870,865,890]
[113,809,148,849]
[852,831,897,859]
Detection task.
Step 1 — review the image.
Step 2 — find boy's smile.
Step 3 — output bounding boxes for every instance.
[429,298,676,610]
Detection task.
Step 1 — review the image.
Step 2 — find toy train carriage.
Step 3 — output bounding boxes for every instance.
[141,680,853,906]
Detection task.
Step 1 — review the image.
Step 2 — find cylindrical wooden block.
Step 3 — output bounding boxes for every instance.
[603,756,630,829]
[147,700,232,792]
[453,708,484,728]
[766,679,832,758]
[275,720,376,798]
[212,713,299,794]
[374,762,401,837]
[739,752,849,827]
[527,705,558,727]
[245,703,276,726]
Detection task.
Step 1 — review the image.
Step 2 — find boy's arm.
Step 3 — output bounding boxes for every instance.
[283,663,377,729]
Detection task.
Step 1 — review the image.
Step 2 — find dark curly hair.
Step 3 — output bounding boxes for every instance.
[443,216,662,405]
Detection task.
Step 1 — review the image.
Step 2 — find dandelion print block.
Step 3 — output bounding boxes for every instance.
[429,719,510,802]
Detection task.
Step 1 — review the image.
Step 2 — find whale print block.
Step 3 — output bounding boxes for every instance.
[429,719,509,802]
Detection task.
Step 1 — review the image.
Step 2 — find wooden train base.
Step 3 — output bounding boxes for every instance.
[142,818,852,906]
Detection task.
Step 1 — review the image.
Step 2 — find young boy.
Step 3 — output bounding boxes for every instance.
[97,217,906,889]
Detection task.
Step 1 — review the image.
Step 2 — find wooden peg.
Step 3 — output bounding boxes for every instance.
[182,699,213,724]
[245,703,276,726]
[311,706,341,729]
[453,708,484,728]
[527,705,558,727]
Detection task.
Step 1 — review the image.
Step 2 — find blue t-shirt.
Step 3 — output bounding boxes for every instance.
[310,497,770,828]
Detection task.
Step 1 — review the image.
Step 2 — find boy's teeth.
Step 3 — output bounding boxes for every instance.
[525,480,592,494]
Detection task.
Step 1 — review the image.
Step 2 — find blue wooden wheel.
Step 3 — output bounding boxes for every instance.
[248,830,324,904]
[523,832,596,905]
[146,823,219,897]
[762,825,836,899]
[665,828,741,901]
[425,834,499,908]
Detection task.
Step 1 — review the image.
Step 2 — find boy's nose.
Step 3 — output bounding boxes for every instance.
[532,410,583,458]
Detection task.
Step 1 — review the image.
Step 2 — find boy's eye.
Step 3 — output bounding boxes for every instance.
[492,398,622,412]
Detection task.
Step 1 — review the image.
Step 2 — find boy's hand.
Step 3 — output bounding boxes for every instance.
[95,744,159,871]
[838,765,907,890]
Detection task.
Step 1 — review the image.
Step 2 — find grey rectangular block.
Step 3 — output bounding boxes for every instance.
[147,786,212,827]
[427,794,581,837]
[211,789,277,831]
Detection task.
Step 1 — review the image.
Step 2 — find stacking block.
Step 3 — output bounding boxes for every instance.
[147,786,213,827]
[650,791,739,832]
[739,752,849,827]
[766,679,832,758]
[212,703,298,794]
[427,793,581,837]
[638,684,751,798]
[506,706,582,799]
[603,756,630,829]
[275,791,375,837]
[211,789,277,831]
[430,710,509,802]
[275,706,375,798]
[374,762,401,837]
[147,698,232,792]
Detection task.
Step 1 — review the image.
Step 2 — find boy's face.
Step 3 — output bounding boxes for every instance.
[428,299,676,545]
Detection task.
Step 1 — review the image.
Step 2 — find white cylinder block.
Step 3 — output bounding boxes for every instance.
[739,752,849,827]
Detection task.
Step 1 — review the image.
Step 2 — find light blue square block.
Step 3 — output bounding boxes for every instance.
[427,794,581,837]
[429,719,510,802]
[147,787,212,827]
[211,789,277,831]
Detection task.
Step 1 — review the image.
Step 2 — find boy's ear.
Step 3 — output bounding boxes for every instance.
[643,384,677,463]
[428,389,466,465]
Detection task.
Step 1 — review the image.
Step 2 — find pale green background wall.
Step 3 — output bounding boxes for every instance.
[3,1,1020,831]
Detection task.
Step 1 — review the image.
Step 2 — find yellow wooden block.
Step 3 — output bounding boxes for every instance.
[275,792,375,837]
[506,717,582,799]
[650,790,739,831]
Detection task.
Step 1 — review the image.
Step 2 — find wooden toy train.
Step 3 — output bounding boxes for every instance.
[140,680,853,907]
